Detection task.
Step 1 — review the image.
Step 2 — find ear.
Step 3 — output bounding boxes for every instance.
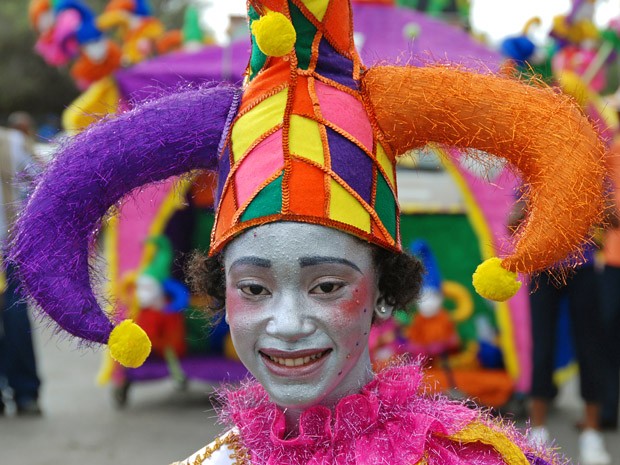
[373,297,394,321]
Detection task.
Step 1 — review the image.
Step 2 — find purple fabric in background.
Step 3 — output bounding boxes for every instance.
[352,4,500,69]
[115,4,501,104]
[115,43,249,103]
[126,356,248,383]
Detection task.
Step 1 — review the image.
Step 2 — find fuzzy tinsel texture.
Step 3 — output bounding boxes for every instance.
[9,82,239,345]
[218,362,561,465]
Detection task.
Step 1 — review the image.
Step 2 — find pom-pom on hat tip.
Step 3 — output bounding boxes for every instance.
[108,319,151,368]
[472,257,522,302]
[251,10,296,57]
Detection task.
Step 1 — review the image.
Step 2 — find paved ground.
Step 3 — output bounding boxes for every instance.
[1,320,619,465]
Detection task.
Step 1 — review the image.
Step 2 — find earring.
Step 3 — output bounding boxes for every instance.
[378,306,387,314]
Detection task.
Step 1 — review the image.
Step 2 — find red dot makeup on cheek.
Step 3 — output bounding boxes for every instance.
[340,281,372,315]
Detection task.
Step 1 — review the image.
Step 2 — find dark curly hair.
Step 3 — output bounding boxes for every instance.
[188,242,424,320]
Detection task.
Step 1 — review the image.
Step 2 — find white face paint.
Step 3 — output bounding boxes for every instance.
[224,223,388,411]
[135,275,166,310]
[417,288,443,317]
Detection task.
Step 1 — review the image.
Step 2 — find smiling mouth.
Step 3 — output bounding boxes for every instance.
[260,349,332,368]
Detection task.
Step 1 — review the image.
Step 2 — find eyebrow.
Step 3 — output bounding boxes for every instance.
[229,257,272,269]
[298,256,362,273]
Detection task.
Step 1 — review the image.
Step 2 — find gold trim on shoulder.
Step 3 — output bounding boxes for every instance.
[174,430,250,465]
[228,433,251,464]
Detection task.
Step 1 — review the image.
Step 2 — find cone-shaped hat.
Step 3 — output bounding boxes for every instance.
[211,0,400,253]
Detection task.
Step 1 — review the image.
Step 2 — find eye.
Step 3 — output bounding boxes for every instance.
[310,281,345,295]
[239,284,270,296]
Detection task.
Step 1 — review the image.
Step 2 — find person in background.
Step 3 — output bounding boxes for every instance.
[0,112,43,416]
[7,112,37,151]
[599,136,620,431]
[508,197,610,465]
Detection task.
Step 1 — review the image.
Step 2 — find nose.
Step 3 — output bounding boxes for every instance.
[265,293,316,341]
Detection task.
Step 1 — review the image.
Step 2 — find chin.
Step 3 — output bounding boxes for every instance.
[265,385,329,410]
[254,370,333,409]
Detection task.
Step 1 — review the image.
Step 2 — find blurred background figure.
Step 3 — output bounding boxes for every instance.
[527,265,609,465]
[0,111,43,416]
[7,111,37,140]
[599,116,620,432]
[508,197,610,465]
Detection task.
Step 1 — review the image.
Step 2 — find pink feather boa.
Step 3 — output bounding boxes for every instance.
[219,362,551,465]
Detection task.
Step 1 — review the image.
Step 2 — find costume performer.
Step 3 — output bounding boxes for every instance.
[599,135,620,430]
[9,0,608,464]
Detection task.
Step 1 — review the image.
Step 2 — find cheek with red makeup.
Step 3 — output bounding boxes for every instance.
[225,289,244,317]
[224,287,266,335]
[338,277,375,317]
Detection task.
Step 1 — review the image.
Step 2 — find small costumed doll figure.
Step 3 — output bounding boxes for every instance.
[133,235,190,361]
[406,240,460,358]
[10,0,608,464]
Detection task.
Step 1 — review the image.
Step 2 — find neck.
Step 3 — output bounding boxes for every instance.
[281,352,375,435]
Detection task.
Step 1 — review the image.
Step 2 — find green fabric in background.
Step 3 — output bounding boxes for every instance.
[400,213,497,343]
[187,209,216,353]
[184,307,211,354]
[191,209,215,252]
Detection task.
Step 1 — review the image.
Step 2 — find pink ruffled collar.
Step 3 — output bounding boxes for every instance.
[219,363,478,465]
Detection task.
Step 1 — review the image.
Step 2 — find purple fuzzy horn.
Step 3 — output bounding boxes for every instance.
[9,83,239,346]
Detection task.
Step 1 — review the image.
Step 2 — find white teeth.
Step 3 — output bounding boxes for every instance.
[266,351,327,367]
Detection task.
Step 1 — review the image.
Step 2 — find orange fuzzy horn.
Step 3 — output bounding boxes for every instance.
[362,66,606,299]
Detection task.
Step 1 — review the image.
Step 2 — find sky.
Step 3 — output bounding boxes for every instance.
[203,0,620,44]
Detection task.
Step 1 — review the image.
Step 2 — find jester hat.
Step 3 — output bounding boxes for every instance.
[10,0,607,368]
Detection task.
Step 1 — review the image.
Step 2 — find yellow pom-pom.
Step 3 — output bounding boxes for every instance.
[108,319,151,368]
[472,257,522,302]
[251,11,296,57]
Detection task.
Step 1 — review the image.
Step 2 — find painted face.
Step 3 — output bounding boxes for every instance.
[224,223,387,410]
